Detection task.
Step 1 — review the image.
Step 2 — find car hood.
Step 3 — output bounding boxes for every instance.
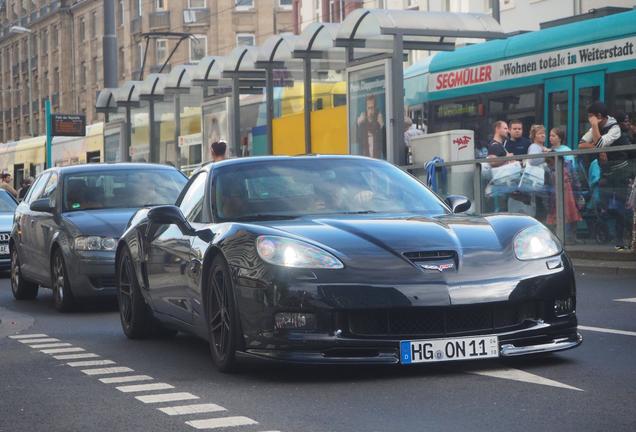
[0,213,14,231]
[62,208,137,237]
[253,213,539,284]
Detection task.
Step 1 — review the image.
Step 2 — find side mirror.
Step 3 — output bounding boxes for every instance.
[30,198,55,213]
[147,205,195,236]
[445,195,471,214]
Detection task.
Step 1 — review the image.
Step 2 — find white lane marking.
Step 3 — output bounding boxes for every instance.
[19,338,60,344]
[9,334,48,339]
[28,343,72,349]
[53,353,100,360]
[81,367,134,376]
[41,347,85,354]
[116,382,175,393]
[99,375,154,384]
[614,297,636,303]
[186,416,258,429]
[136,393,200,404]
[158,404,226,416]
[579,325,636,337]
[67,360,116,367]
[468,367,583,391]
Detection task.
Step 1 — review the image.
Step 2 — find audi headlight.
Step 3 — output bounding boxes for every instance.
[256,236,343,269]
[74,236,117,251]
[513,225,561,260]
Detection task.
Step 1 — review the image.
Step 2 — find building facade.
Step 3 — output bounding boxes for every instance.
[0,0,293,143]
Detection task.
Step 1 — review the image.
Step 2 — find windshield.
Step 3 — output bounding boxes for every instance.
[63,169,187,212]
[0,191,17,212]
[213,158,448,221]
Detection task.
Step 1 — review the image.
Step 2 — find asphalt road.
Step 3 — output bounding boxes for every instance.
[1,269,635,432]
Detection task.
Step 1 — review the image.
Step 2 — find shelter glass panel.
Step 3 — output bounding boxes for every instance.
[348,64,387,159]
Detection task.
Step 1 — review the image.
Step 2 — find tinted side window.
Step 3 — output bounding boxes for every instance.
[40,173,59,201]
[178,173,207,223]
[25,173,50,204]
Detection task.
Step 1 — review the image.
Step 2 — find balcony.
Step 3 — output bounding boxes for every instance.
[183,8,209,26]
[149,11,170,29]
[131,16,142,35]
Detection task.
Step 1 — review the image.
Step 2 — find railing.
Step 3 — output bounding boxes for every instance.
[149,11,170,29]
[403,144,636,251]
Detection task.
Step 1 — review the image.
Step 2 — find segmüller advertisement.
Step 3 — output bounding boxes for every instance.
[429,36,636,92]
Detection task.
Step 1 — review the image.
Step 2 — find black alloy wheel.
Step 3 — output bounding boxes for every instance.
[11,248,38,300]
[117,247,154,339]
[207,255,240,372]
[52,250,75,312]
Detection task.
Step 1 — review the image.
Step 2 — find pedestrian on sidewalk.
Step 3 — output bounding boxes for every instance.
[0,173,17,198]
[211,140,227,162]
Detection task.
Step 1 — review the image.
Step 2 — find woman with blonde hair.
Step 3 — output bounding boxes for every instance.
[527,124,548,166]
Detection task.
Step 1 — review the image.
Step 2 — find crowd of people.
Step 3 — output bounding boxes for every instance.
[483,101,636,250]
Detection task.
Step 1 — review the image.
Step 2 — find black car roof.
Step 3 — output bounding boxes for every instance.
[200,155,381,171]
[40,163,181,176]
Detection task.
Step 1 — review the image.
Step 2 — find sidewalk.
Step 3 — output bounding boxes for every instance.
[567,244,636,274]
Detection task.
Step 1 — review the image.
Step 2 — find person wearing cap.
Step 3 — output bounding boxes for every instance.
[211,140,227,162]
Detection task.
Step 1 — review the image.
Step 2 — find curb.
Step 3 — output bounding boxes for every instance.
[572,258,636,275]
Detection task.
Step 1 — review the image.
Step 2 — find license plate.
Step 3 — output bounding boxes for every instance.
[400,335,499,364]
[0,244,8,256]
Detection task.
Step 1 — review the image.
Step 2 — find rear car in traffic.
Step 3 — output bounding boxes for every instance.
[0,189,18,271]
[10,163,187,311]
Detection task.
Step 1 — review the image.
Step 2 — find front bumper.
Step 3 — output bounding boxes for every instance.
[239,321,581,365]
[66,251,117,298]
[0,257,10,271]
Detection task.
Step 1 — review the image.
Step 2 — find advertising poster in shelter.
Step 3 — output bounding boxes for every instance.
[348,64,387,159]
[202,99,230,161]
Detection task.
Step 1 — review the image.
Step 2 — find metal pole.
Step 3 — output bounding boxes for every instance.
[472,162,482,214]
[391,33,406,165]
[555,155,565,242]
[45,99,52,168]
[125,107,132,162]
[303,56,312,154]
[492,0,500,23]
[103,0,119,88]
[231,77,241,157]
[265,66,274,155]
[148,101,157,163]
[27,34,33,136]
[174,95,181,162]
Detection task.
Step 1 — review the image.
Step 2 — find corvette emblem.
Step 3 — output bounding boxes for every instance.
[420,263,454,272]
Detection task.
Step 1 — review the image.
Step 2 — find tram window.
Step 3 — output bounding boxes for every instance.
[488,91,537,138]
[608,72,636,120]
[577,86,600,142]
[549,91,569,139]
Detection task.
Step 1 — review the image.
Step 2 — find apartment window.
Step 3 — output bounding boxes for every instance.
[189,35,207,62]
[54,68,59,93]
[41,29,48,52]
[79,16,86,41]
[236,33,255,47]
[92,57,98,84]
[119,47,125,77]
[80,62,87,87]
[235,0,253,10]
[156,0,167,10]
[134,0,143,16]
[118,0,124,25]
[188,0,206,8]
[137,42,144,69]
[156,39,168,65]
[90,11,97,39]
[43,71,49,94]
[51,26,58,50]
[279,0,292,7]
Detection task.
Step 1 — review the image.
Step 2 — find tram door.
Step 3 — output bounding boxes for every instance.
[544,72,604,146]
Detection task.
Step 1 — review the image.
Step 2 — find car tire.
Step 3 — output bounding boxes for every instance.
[117,247,154,339]
[11,248,39,300]
[52,249,75,312]
[206,255,241,373]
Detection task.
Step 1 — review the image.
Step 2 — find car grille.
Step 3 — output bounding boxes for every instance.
[89,276,117,289]
[345,301,544,338]
[403,250,457,263]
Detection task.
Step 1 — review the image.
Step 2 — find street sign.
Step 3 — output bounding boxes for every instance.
[51,114,86,137]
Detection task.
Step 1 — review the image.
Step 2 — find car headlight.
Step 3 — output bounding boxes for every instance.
[74,236,117,251]
[513,225,561,260]
[256,236,343,269]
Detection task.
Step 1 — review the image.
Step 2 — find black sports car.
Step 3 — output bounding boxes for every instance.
[116,156,581,371]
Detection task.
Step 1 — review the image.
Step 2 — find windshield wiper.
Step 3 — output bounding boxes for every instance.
[230,214,300,221]
[340,210,379,215]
